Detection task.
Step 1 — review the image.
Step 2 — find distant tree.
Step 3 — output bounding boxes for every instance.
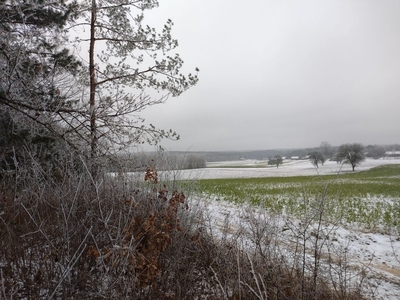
[309,151,326,168]
[336,143,366,171]
[267,157,274,166]
[366,145,386,159]
[185,155,206,169]
[269,155,283,168]
[392,144,400,151]
[319,141,334,159]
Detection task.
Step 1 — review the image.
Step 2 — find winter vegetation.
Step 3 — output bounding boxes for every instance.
[335,143,366,171]
[198,164,400,231]
[308,151,326,168]
[1,0,400,299]
[187,159,400,299]
[268,155,283,168]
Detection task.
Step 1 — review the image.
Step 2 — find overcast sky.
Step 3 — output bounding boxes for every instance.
[139,0,400,152]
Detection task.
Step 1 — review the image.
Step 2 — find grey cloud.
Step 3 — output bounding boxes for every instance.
[141,0,400,151]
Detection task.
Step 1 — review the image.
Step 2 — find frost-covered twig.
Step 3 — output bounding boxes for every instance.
[48,226,92,300]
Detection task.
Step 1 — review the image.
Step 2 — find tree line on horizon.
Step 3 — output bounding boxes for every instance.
[269,142,392,171]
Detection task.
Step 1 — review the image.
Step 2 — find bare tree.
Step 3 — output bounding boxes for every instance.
[185,154,206,169]
[319,141,334,159]
[269,155,283,168]
[309,151,326,168]
[336,143,366,171]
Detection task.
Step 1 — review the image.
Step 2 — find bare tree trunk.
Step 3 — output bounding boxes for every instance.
[89,0,98,178]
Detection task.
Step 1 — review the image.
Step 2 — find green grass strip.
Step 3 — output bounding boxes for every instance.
[196,164,400,232]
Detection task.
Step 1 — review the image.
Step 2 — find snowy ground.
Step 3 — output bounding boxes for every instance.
[180,158,400,299]
[192,197,400,300]
[175,158,400,180]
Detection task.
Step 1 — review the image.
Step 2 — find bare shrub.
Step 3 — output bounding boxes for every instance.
[0,154,197,298]
[0,153,371,299]
[189,185,370,300]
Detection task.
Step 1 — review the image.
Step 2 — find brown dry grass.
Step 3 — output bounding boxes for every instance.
[0,158,369,299]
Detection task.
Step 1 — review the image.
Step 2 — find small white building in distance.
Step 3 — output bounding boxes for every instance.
[384,151,400,159]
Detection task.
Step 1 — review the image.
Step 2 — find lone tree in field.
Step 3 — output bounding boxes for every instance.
[309,151,326,168]
[269,155,283,168]
[336,143,366,171]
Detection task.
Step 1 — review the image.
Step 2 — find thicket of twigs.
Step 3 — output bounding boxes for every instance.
[0,152,367,299]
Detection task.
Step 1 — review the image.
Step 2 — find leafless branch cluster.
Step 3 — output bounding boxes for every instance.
[0,154,373,299]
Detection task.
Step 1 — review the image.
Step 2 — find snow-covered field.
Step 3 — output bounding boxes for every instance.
[182,158,400,299]
[176,158,400,180]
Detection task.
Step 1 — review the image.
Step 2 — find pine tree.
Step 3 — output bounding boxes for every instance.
[1,0,199,178]
[76,0,199,176]
[0,0,81,163]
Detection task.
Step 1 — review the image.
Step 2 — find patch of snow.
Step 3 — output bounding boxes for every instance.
[190,196,400,300]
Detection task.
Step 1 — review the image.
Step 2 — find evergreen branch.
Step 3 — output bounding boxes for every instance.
[0,94,86,115]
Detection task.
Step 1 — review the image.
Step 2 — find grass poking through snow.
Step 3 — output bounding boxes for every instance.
[197,164,400,232]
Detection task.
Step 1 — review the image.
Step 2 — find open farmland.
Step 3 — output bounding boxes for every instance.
[178,158,400,179]
[117,158,400,298]
[197,163,400,231]
[181,159,400,299]
[159,158,400,232]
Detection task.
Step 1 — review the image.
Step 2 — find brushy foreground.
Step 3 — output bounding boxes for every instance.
[0,159,369,299]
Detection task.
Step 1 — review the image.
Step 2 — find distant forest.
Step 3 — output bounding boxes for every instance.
[173,143,400,162]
